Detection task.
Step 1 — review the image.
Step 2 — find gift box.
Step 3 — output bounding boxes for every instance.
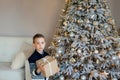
[36,56,59,78]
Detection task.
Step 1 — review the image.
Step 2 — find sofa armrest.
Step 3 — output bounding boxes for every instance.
[25,60,32,80]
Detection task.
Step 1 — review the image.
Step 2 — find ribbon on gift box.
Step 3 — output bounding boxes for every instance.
[42,57,53,75]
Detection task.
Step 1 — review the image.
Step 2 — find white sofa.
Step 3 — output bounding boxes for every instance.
[0,36,32,80]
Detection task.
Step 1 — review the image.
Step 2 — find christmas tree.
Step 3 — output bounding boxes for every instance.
[49,0,120,80]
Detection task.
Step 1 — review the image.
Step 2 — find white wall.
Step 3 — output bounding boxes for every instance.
[109,0,120,29]
[0,0,65,36]
[0,0,120,46]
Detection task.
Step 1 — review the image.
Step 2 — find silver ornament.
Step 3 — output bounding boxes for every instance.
[85,19,90,23]
[112,78,118,80]
[61,9,66,12]
[77,19,83,23]
[112,56,117,60]
[71,48,75,51]
[104,23,108,28]
[57,39,61,42]
[93,21,99,26]
[90,14,97,20]
[96,59,99,64]
[115,60,119,65]
[70,57,76,63]
[56,47,64,54]
[77,6,82,10]
[77,49,81,54]
[57,49,62,54]
[91,14,95,19]
[71,41,77,47]
[94,50,99,54]
[81,75,86,80]
[81,37,88,42]
[59,75,64,80]
[55,53,59,58]
[63,21,68,26]
[69,32,75,37]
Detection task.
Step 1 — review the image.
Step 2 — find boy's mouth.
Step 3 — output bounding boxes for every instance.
[38,48,43,50]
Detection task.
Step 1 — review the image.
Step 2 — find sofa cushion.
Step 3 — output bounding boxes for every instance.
[20,42,34,59]
[11,42,34,70]
[0,62,24,80]
[11,52,26,69]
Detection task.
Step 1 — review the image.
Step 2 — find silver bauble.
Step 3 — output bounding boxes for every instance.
[63,21,67,26]
[77,49,81,54]
[93,21,99,26]
[107,27,111,31]
[112,78,118,80]
[69,32,75,37]
[91,14,95,19]
[85,19,90,23]
[115,60,119,65]
[71,48,75,51]
[56,47,64,54]
[77,20,80,23]
[90,14,97,20]
[81,37,88,42]
[96,59,99,64]
[78,6,82,10]
[59,75,64,80]
[61,9,66,12]
[55,53,59,58]
[112,56,117,60]
[56,48,62,54]
[57,49,62,54]
[104,23,108,28]
[94,50,98,54]
[70,57,76,63]
[81,75,86,80]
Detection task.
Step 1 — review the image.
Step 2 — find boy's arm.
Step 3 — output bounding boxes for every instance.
[32,68,40,76]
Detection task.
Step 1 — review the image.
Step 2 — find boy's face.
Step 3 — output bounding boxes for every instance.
[33,37,46,53]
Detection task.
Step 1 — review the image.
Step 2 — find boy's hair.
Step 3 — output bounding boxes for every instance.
[33,33,45,43]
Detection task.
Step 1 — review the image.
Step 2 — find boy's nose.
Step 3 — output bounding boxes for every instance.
[39,44,42,47]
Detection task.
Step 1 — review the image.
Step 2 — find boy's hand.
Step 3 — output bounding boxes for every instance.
[36,64,45,73]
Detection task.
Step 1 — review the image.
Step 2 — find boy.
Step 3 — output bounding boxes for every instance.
[28,33,49,79]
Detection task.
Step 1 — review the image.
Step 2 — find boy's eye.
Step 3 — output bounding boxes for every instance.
[41,42,44,44]
[36,41,44,44]
[37,42,39,44]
